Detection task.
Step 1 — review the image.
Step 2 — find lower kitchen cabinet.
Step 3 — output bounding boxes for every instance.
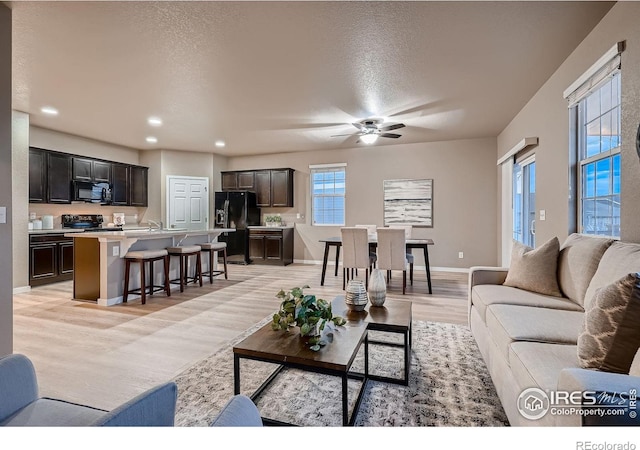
[248,227,293,266]
[29,234,74,287]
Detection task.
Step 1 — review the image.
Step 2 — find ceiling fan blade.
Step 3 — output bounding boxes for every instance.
[352,122,367,131]
[379,123,405,132]
[380,133,402,138]
[331,133,361,137]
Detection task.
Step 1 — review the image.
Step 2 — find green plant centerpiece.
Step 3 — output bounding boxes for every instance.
[271,285,347,351]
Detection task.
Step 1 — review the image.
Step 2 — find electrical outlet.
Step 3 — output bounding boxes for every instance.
[458,252,464,259]
[112,246,120,257]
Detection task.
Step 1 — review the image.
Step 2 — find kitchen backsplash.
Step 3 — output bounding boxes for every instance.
[28,204,145,229]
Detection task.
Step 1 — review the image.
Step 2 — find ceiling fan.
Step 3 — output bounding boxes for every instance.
[331,118,406,144]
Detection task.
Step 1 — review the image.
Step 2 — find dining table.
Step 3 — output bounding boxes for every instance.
[319,236,435,294]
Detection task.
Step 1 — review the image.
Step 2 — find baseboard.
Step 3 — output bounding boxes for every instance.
[13,285,31,294]
[292,259,469,273]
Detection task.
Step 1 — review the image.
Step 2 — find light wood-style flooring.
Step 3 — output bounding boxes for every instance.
[12,263,469,411]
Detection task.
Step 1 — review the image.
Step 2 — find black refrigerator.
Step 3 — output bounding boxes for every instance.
[215,191,261,264]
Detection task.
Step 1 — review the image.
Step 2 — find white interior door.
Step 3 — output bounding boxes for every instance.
[167,176,209,231]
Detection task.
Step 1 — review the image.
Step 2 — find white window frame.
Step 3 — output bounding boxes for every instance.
[565,42,624,239]
[309,163,346,227]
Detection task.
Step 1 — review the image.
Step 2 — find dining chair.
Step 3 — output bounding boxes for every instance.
[341,227,376,290]
[355,224,378,269]
[387,225,415,285]
[376,228,412,294]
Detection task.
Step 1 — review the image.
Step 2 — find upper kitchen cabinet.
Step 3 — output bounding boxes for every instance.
[270,169,294,207]
[72,157,111,183]
[29,147,148,206]
[29,147,72,204]
[237,171,255,190]
[46,152,73,204]
[221,168,294,207]
[111,163,129,206]
[254,170,271,207]
[29,148,47,203]
[129,165,148,206]
[221,172,238,190]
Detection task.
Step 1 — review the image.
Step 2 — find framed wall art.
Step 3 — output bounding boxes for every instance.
[383,178,433,227]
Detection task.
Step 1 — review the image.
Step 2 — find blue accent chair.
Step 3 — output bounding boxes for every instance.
[0,353,177,426]
[211,394,263,427]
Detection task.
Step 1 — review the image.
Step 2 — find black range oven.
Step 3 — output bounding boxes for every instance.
[62,214,123,232]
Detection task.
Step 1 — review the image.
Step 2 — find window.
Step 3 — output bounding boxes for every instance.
[565,42,623,239]
[513,156,536,247]
[310,164,345,226]
[576,73,621,238]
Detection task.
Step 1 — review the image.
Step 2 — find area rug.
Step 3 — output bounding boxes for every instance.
[172,318,509,427]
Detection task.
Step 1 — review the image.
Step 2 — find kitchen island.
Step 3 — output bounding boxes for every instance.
[66,228,235,305]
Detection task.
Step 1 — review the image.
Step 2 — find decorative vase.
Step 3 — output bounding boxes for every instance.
[368,269,387,307]
[345,280,368,311]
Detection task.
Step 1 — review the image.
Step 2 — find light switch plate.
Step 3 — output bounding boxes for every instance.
[539,209,546,221]
[0,207,6,224]
[112,245,120,257]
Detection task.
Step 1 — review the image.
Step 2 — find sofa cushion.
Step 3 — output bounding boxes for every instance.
[0,398,106,426]
[557,233,615,307]
[578,272,640,374]
[472,284,583,323]
[584,241,640,311]
[504,238,562,297]
[486,304,584,362]
[509,342,579,392]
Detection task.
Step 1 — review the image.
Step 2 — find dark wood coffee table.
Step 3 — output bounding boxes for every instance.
[332,295,412,386]
[233,321,369,426]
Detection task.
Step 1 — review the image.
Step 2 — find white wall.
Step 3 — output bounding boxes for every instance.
[228,137,498,269]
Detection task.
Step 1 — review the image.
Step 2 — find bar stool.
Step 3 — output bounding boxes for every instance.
[199,241,228,283]
[123,249,171,305]
[167,245,203,292]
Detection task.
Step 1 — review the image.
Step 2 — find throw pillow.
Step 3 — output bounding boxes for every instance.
[503,237,562,297]
[578,272,640,374]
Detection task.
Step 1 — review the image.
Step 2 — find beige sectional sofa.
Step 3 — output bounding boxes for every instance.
[469,234,640,426]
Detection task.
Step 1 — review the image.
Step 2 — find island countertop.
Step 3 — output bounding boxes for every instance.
[66,227,235,240]
[68,227,235,306]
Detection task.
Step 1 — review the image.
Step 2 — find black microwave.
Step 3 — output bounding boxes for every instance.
[72,180,112,204]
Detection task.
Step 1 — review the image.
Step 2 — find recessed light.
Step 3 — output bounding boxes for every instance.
[146,136,158,144]
[215,140,226,148]
[41,106,59,116]
[147,117,162,127]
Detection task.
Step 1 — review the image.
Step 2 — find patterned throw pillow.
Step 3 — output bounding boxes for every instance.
[577,273,640,374]
[503,237,562,297]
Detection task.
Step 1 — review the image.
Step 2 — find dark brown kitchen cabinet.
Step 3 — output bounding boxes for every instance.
[254,170,271,206]
[47,152,73,203]
[237,171,255,190]
[29,234,74,287]
[29,147,148,206]
[129,165,148,206]
[73,158,112,183]
[111,163,129,206]
[221,168,294,207]
[29,148,47,203]
[248,228,293,266]
[222,172,238,190]
[270,169,294,207]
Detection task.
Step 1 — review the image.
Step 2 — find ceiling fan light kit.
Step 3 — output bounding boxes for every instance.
[331,118,406,144]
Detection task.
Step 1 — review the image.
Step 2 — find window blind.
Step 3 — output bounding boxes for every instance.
[563,41,625,108]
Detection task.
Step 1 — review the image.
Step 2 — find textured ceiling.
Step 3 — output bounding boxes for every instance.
[10,1,614,156]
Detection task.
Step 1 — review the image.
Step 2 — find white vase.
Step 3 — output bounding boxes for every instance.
[368,269,387,307]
